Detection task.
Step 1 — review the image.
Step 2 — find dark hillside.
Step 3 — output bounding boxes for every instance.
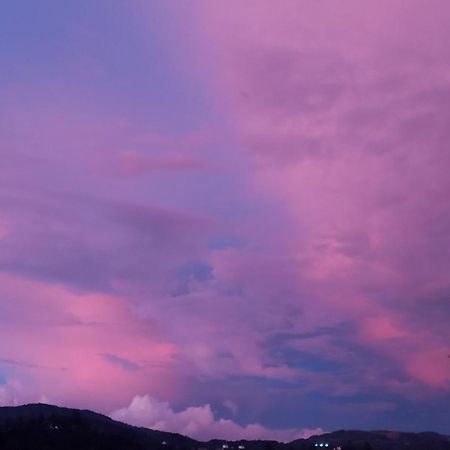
[0,404,448,450]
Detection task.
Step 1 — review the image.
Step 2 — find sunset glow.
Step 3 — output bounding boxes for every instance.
[0,0,449,440]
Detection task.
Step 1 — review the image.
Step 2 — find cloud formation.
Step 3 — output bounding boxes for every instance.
[111,395,323,442]
[198,0,450,391]
[0,0,449,440]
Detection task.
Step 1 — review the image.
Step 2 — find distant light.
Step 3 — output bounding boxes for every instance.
[315,445,318,447]
[320,444,324,447]
[325,445,329,448]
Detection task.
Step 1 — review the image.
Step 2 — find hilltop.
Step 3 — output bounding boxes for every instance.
[0,404,448,450]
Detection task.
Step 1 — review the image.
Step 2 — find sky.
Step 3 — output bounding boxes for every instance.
[0,0,449,441]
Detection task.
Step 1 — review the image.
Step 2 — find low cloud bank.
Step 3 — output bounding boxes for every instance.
[111,395,323,442]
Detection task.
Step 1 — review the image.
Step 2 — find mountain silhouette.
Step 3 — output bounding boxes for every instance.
[0,403,448,450]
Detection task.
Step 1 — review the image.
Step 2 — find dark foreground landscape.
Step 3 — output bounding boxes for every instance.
[0,404,448,450]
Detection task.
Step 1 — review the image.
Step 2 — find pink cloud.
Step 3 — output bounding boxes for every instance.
[406,350,450,388]
[0,273,181,411]
[196,0,450,392]
[1,0,450,438]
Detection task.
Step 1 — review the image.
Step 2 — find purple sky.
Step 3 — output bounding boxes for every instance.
[0,0,449,441]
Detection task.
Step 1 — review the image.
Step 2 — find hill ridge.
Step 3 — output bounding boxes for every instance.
[0,403,448,450]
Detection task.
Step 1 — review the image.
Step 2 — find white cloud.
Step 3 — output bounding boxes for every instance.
[111,395,323,442]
